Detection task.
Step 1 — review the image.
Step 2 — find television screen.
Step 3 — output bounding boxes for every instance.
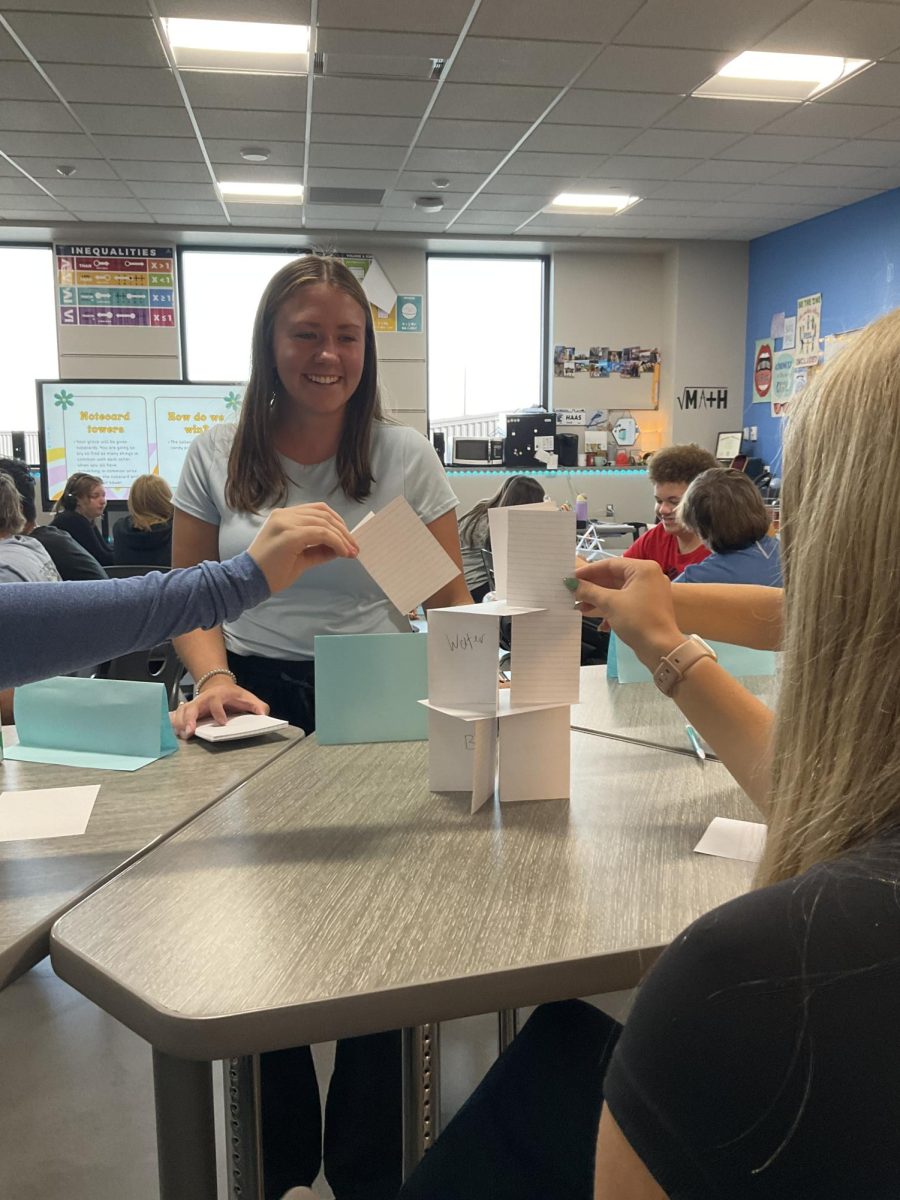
[36,379,244,508]
[715,430,742,460]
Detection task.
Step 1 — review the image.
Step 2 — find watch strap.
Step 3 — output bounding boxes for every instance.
[652,636,717,696]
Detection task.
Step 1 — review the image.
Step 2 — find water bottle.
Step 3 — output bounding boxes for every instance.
[575,493,588,529]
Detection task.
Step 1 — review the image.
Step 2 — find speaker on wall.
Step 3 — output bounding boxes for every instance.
[555,433,578,467]
[432,430,445,465]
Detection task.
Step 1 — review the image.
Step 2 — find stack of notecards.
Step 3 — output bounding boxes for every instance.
[194,714,289,743]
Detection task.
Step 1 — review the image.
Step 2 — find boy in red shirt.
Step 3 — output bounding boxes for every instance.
[624,443,719,579]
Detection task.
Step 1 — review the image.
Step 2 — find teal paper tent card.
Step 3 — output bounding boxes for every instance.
[5,675,178,771]
[608,633,776,683]
[314,632,428,745]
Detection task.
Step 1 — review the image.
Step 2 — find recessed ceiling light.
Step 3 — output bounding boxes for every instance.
[431,177,451,190]
[545,192,641,215]
[240,146,271,163]
[414,196,444,212]
[56,164,77,177]
[161,17,310,75]
[693,51,870,102]
[219,181,304,204]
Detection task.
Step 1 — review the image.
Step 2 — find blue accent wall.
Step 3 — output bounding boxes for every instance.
[745,187,900,474]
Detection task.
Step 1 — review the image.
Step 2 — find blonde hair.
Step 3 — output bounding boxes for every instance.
[758,312,900,887]
[128,474,173,530]
[0,471,26,537]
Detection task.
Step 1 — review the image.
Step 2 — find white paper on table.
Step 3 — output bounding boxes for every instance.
[360,257,396,315]
[427,609,499,710]
[352,496,460,613]
[694,817,767,863]
[0,784,99,841]
[488,503,549,601]
[506,508,576,611]
[509,609,582,707]
[498,705,570,803]
[194,714,290,743]
[428,708,496,810]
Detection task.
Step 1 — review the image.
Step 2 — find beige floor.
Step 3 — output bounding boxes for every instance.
[0,958,633,1199]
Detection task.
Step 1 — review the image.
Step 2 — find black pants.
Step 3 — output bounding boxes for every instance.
[398,1001,622,1200]
[228,651,403,1200]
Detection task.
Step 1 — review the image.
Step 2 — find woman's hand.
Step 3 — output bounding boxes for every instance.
[171,678,269,739]
[247,503,358,594]
[570,558,684,668]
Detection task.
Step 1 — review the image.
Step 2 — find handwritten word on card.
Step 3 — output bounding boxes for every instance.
[428,609,499,710]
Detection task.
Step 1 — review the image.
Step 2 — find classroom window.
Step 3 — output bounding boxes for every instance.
[182,250,297,380]
[427,256,546,425]
[1,246,58,432]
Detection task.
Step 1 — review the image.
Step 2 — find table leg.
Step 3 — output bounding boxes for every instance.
[401,1023,441,1178]
[223,1055,264,1200]
[497,1007,519,1053]
[152,1048,217,1200]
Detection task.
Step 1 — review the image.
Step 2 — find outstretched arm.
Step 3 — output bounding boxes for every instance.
[671,582,782,650]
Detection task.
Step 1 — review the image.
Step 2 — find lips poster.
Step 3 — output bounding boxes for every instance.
[794,293,822,367]
[752,339,774,403]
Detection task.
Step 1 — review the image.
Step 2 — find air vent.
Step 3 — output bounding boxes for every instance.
[307,187,385,206]
[315,52,444,81]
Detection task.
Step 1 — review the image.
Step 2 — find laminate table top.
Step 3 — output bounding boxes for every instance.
[52,732,758,1060]
[572,665,777,754]
[0,726,302,988]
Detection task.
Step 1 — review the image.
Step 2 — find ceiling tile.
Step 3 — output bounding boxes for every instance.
[620,128,743,157]
[0,100,80,133]
[575,46,732,94]
[310,144,408,169]
[315,28,455,56]
[543,89,680,127]
[6,13,165,68]
[430,83,558,123]
[308,167,398,188]
[451,222,523,234]
[466,193,549,211]
[93,135,204,162]
[397,170,488,191]
[38,177,135,198]
[126,181,218,200]
[195,109,305,141]
[596,155,703,178]
[471,0,644,41]
[761,101,900,138]
[316,0,472,33]
[385,190,468,209]
[313,76,434,117]
[614,0,805,50]
[766,161,900,186]
[64,197,149,214]
[163,0,310,18]
[206,138,303,166]
[224,201,304,219]
[448,37,600,87]
[860,115,900,140]
[182,72,306,113]
[655,97,795,133]
[407,146,506,172]
[0,25,26,59]
[0,130,101,157]
[522,124,640,155]
[0,176,50,195]
[717,134,845,161]
[310,114,419,145]
[644,179,745,200]
[230,216,306,227]
[45,65,183,106]
[706,200,828,219]
[305,203,394,221]
[142,200,226,216]
[811,140,900,167]
[680,158,787,183]
[4,1,155,12]
[73,104,194,137]
[502,150,606,175]
[816,62,900,106]
[0,62,56,101]
[0,197,68,212]
[732,183,880,205]
[757,0,900,58]
[114,161,214,182]
[417,119,528,150]
[484,174,573,195]
[11,155,117,179]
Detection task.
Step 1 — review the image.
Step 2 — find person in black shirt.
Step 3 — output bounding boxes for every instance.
[0,457,107,581]
[51,471,114,568]
[400,308,900,1198]
[113,473,173,567]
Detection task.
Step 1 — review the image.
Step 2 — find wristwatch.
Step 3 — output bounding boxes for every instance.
[652,635,717,696]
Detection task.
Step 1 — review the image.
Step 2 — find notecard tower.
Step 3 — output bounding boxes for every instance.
[422,505,581,811]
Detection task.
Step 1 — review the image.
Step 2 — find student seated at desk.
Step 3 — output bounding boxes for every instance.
[673,467,781,587]
[458,474,545,602]
[401,309,900,1198]
[113,473,174,567]
[623,444,718,579]
[0,472,59,583]
[51,471,114,569]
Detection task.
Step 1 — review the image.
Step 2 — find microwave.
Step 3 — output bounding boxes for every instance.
[451,436,503,465]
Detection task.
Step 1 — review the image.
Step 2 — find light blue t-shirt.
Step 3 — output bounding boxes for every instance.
[175,421,459,659]
[674,535,782,587]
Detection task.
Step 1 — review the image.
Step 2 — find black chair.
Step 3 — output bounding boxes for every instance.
[105,564,169,577]
[95,642,184,710]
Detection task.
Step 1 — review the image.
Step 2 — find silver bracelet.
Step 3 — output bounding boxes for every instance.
[195,667,237,693]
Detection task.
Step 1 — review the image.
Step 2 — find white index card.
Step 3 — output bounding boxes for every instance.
[488,503,550,601]
[694,817,766,863]
[0,785,99,842]
[194,714,289,742]
[498,705,570,803]
[352,496,460,613]
[359,257,396,315]
[428,707,496,803]
[427,609,499,710]
[509,609,582,707]
[506,508,576,611]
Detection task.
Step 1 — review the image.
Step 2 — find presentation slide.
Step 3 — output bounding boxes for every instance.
[37,380,244,505]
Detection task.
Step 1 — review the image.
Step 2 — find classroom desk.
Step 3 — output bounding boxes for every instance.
[0,726,302,989]
[51,732,758,1200]
[572,665,778,755]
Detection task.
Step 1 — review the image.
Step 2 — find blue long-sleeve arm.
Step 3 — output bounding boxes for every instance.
[0,553,269,690]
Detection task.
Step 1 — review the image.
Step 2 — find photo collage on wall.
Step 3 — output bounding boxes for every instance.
[553,344,660,379]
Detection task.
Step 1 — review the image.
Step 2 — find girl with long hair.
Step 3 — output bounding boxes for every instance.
[51,471,113,567]
[113,473,174,567]
[457,474,545,600]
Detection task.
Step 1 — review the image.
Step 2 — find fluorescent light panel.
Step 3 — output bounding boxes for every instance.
[693,51,869,102]
[161,17,310,74]
[545,192,641,215]
[219,181,304,204]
